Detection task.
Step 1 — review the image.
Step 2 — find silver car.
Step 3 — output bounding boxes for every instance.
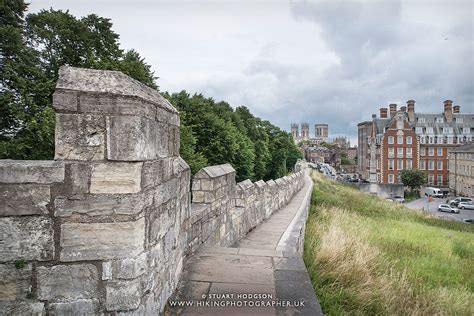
[458,202,474,210]
[438,204,460,214]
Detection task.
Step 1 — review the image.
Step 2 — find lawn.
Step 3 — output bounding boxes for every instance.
[304,171,474,315]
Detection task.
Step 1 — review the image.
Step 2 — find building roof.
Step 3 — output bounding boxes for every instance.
[449,142,474,153]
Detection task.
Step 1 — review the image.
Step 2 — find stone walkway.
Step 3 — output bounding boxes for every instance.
[168,171,322,315]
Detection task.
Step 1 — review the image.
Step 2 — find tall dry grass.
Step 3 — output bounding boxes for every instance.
[304,171,474,315]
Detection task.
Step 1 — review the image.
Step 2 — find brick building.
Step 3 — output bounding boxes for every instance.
[448,143,474,197]
[358,100,473,187]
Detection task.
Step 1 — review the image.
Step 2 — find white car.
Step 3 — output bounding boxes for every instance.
[458,202,474,210]
[438,204,460,214]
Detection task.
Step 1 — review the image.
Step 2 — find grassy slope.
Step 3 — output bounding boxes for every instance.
[304,171,474,315]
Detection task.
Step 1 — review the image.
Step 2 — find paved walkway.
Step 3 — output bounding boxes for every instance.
[168,171,322,315]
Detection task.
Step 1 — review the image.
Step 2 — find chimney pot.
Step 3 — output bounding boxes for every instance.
[372,114,377,119]
[389,104,397,117]
[380,107,388,118]
[453,105,460,113]
[400,106,407,112]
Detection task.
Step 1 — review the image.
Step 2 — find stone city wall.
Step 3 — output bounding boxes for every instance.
[0,66,306,315]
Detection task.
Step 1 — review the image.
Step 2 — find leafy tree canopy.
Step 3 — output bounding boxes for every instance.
[400,169,427,192]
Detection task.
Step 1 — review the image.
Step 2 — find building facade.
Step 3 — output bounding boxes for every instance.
[358,100,473,187]
[448,143,474,197]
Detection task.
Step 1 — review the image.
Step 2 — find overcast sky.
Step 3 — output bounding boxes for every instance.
[29,0,473,143]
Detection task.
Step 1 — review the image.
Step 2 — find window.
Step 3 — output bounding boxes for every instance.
[388,174,394,184]
[420,160,426,170]
[377,173,381,182]
[376,159,380,169]
[437,161,443,170]
[437,175,443,185]
[397,136,403,144]
[388,147,394,158]
[426,127,434,134]
[388,136,394,144]
[406,136,412,144]
[388,159,394,170]
[397,159,403,170]
[443,127,453,134]
[415,127,423,134]
[428,174,434,184]
[437,148,443,156]
[406,148,412,158]
[428,160,434,170]
[420,147,426,156]
[436,117,444,123]
[397,148,404,158]
[428,148,434,156]
[463,128,470,134]
[406,159,412,170]
[418,117,425,123]
[456,118,463,123]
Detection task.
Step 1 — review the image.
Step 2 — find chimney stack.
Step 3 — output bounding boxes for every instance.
[380,107,388,118]
[444,100,453,123]
[400,106,407,112]
[389,104,397,117]
[372,114,377,119]
[407,100,415,122]
[453,105,460,113]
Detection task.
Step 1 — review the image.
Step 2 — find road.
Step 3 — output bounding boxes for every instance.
[405,197,474,222]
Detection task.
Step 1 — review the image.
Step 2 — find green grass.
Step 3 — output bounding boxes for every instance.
[304,171,474,315]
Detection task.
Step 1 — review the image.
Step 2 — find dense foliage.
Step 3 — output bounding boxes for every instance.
[0,0,156,159]
[163,91,302,181]
[400,169,427,193]
[1,1,302,181]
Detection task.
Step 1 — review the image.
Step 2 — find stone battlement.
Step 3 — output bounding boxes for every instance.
[0,66,307,315]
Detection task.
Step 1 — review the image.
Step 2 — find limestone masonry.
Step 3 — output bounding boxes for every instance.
[0,66,306,314]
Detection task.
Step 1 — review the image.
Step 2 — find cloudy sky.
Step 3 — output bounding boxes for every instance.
[29,0,473,143]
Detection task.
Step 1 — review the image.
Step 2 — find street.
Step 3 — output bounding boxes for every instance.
[405,197,474,223]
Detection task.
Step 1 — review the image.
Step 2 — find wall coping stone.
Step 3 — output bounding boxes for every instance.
[55,66,177,114]
[194,164,235,179]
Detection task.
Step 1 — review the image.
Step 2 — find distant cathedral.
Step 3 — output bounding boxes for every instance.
[291,123,328,144]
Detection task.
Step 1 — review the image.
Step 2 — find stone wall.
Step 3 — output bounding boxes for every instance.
[0,66,306,315]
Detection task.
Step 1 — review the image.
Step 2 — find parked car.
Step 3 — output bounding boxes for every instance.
[438,204,460,214]
[458,202,474,210]
[449,197,473,207]
[423,187,443,198]
[391,195,405,203]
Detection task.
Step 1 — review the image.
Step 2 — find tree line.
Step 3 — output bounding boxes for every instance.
[1,1,302,181]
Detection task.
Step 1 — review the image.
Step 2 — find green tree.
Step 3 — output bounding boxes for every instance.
[400,169,427,194]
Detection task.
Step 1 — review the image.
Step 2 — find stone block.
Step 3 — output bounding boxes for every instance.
[141,159,164,189]
[0,217,54,262]
[37,264,98,301]
[49,299,99,315]
[0,160,64,184]
[0,263,33,301]
[0,184,50,216]
[192,191,205,203]
[106,115,169,161]
[52,89,78,112]
[102,262,112,280]
[113,252,147,279]
[0,301,45,315]
[105,280,141,311]
[55,113,106,160]
[54,192,152,217]
[60,219,145,261]
[90,162,142,194]
[64,162,91,194]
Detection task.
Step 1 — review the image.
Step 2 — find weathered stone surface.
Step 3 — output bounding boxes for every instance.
[37,264,98,301]
[105,280,141,311]
[0,184,50,216]
[90,162,142,194]
[55,113,105,160]
[0,217,54,262]
[49,299,99,315]
[0,263,33,301]
[194,164,235,179]
[60,219,145,261]
[113,252,147,279]
[56,66,177,114]
[102,262,112,280]
[0,301,45,315]
[64,162,91,194]
[54,192,151,217]
[0,160,65,184]
[106,115,169,161]
[52,89,78,112]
